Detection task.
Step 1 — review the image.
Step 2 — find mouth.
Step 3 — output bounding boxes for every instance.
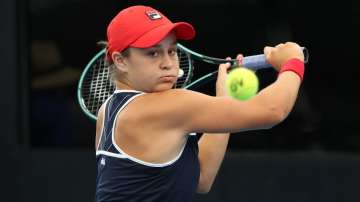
[160,75,177,83]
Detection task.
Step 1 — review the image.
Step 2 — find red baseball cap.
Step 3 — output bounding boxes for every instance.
[107,5,196,61]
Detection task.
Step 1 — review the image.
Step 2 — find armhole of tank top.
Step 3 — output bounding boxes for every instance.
[111,93,188,168]
[96,96,112,152]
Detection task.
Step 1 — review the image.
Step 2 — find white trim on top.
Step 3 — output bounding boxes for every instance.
[111,93,187,168]
[96,150,127,159]
[114,89,144,94]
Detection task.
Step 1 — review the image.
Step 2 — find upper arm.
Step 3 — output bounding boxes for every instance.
[129,89,282,135]
[180,90,282,133]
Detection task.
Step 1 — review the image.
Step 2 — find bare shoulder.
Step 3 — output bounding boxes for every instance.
[120,89,227,133]
[141,89,209,106]
[143,88,215,112]
[121,89,206,121]
[114,89,210,133]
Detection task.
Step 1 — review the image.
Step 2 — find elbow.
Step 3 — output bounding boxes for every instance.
[197,184,211,194]
[197,175,212,194]
[263,106,288,129]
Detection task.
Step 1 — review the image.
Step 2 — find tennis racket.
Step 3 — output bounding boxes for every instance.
[78,43,309,120]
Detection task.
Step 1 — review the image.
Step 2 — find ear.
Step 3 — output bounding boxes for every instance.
[111,52,128,73]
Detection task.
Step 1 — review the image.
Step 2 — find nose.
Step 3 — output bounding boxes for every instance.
[160,53,174,70]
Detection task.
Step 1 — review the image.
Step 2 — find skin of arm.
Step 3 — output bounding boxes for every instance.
[195,42,303,193]
[196,56,236,193]
[179,42,303,134]
[195,65,302,193]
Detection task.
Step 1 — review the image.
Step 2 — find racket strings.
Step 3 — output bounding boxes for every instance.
[83,57,114,115]
[175,49,193,88]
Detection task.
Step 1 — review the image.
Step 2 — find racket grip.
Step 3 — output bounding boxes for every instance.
[242,47,308,71]
[242,54,269,70]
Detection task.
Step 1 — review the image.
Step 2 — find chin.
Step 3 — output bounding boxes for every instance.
[152,83,174,92]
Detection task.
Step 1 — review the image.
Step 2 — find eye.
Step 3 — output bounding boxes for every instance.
[147,50,159,57]
[169,49,177,56]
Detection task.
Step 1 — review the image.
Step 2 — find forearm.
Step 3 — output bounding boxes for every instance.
[254,71,301,120]
[197,132,230,193]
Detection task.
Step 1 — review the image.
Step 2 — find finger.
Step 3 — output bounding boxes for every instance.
[236,54,244,66]
[264,46,273,56]
[275,43,284,48]
[219,62,231,71]
[264,46,274,61]
[222,57,232,67]
[219,58,232,73]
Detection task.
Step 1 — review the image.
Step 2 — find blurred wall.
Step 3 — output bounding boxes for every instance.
[0,0,21,201]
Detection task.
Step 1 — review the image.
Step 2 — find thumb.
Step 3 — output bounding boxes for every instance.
[263,46,274,61]
[263,46,273,55]
[218,57,232,72]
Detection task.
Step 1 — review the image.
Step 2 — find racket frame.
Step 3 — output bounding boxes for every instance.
[77,49,106,120]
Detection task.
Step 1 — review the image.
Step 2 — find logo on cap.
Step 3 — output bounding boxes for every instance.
[146,10,162,20]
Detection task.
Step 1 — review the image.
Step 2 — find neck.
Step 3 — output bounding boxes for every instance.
[115,80,133,90]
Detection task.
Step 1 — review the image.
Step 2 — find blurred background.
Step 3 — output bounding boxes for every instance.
[1,0,360,201]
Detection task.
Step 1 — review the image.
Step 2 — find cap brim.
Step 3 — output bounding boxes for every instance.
[130,22,195,48]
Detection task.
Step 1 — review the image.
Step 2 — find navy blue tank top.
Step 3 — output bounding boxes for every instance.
[95,90,200,202]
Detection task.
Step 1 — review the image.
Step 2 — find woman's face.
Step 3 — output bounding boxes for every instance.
[116,33,180,93]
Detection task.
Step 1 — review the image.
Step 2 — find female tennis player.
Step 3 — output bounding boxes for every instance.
[95,5,305,202]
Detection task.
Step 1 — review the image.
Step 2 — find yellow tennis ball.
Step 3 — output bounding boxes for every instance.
[226,68,259,100]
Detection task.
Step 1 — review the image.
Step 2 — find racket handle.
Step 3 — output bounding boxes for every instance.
[242,47,308,70]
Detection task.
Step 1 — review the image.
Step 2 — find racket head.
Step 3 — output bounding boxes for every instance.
[77,49,115,120]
